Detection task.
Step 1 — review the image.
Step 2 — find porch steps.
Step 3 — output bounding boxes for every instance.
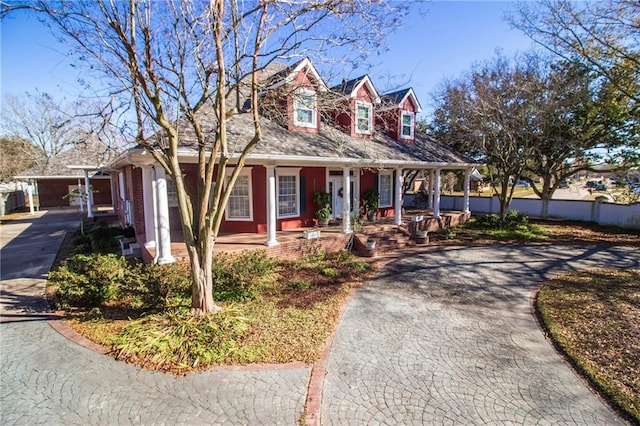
[353,224,416,257]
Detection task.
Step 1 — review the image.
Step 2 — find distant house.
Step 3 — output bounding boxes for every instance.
[109,58,477,263]
[16,141,117,212]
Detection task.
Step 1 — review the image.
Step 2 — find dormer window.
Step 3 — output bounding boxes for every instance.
[401,112,414,139]
[355,101,373,134]
[293,90,317,128]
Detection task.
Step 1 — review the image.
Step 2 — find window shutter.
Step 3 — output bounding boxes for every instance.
[300,176,306,214]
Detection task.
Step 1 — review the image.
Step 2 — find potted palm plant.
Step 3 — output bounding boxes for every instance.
[362,188,379,221]
[313,189,331,227]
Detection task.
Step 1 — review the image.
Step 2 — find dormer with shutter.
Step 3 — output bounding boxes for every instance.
[329,75,381,138]
[377,88,422,143]
[260,58,327,134]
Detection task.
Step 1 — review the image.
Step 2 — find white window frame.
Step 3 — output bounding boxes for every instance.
[166,178,179,207]
[355,100,373,134]
[378,171,393,208]
[400,111,415,139]
[224,168,253,222]
[293,89,317,128]
[275,168,301,219]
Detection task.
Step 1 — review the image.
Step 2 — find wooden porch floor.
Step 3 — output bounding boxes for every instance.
[145,209,470,262]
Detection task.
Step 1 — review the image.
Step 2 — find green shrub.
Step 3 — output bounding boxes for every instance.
[324,250,353,266]
[476,211,529,230]
[476,213,502,228]
[114,306,248,370]
[288,279,311,290]
[49,253,128,307]
[120,262,192,309]
[321,267,338,278]
[87,223,122,253]
[211,250,277,302]
[347,260,372,272]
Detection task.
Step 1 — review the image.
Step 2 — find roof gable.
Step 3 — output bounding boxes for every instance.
[262,57,328,92]
[331,75,380,103]
[379,87,422,113]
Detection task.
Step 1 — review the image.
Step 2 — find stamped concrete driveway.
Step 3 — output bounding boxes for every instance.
[0,210,308,425]
[321,244,639,425]
[2,211,638,425]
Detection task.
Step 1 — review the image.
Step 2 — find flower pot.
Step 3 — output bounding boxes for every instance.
[414,231,429,245]
[318,218,329,227]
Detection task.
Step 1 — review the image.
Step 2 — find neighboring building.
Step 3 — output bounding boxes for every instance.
[16,141,116,212]
[109,58,477,263]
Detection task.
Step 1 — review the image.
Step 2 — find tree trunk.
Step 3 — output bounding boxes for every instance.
[541,198,549,219]
[187,238,221,315]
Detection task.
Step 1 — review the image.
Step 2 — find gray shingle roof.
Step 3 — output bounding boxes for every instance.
[381,88,411,105]
[330,75,368,96]
[175,111,474,167]
[17,141,118,178]
[133,61,474,169]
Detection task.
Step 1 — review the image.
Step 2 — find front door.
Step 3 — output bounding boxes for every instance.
[328,177,343,219]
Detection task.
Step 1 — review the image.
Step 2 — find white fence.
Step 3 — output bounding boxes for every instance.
[405,194,640,230]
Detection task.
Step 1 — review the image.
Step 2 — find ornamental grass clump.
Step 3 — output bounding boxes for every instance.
[114,306,248,371]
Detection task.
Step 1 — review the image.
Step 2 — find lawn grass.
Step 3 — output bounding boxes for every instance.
[537,269,640,423]
[443,218,640,246]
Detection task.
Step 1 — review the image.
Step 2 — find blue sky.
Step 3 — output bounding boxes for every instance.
[1,1,535,120]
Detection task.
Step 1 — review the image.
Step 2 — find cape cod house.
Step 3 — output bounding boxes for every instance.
[108,58,476,263]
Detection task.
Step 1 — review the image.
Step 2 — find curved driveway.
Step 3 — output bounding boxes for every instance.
[321,244,638,425]
[0,210,308,425]
[1,211,638,425]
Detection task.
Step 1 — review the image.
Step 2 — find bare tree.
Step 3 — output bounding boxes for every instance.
[1,91,98,166]
[509,0,640,105]
[2,0,407,315]
[0,137,41,182]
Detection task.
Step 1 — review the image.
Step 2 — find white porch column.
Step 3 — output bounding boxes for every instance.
[433,168,441,219]
[118,172,126,203]
[142,167,156,248]
[428,170,434,210]
[463,168,471,214]
[394,167,403,225]
[27,184,35,215]
[265,165,279,246]
[153,166,174,264]
[342,166,352,234]
[76,178,84,213]
[84,170,94,218]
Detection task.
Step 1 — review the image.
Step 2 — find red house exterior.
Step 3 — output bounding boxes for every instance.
[109,58,476,263]
[16,141,116,211]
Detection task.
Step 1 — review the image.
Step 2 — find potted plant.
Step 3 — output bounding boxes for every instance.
[313,189,331,227]
[315,206,331,227]
[366,237,376,250]
[414,229,429,245]
[362,188,379,221]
